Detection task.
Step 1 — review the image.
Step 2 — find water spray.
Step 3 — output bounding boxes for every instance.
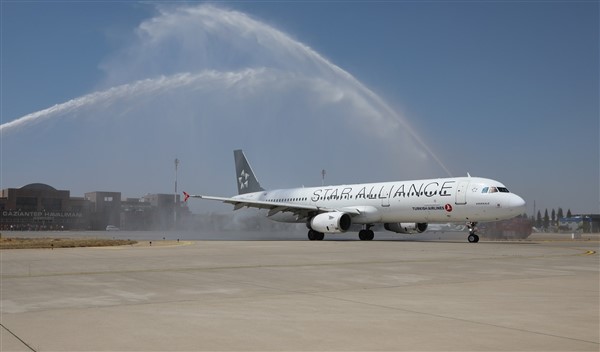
[2,4,452,183]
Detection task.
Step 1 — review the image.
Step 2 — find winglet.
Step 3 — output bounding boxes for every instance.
[183,191,190,202]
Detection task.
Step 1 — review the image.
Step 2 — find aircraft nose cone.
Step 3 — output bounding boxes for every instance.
[510,195,526,213]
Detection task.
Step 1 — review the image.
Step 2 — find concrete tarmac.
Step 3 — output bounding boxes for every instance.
[1,236,598,351]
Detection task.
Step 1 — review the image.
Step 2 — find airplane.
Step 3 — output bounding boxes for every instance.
[184,149,526,242]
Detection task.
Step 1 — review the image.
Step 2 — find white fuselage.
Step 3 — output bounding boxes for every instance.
[232,176,526,225]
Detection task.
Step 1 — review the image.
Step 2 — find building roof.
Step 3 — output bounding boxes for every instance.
[20,183,58,192]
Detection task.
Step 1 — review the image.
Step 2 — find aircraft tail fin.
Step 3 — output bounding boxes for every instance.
[234,149,265,195]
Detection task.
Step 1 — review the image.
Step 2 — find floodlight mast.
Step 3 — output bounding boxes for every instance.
[174,158,179,229]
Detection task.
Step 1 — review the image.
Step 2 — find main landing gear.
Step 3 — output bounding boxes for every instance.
[307,229,324,241]
[467,222,479,243]
[358,225,375,241]
[307,226,375,241]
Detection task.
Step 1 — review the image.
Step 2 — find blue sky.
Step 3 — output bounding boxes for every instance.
[1,1,598,215]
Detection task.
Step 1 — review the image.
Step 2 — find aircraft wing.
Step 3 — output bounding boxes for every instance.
[183,192,358,221]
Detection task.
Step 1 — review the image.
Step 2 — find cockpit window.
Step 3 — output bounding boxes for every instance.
[481,186,510,193]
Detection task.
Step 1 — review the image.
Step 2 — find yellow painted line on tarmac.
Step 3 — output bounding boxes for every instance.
[581,250,596,256]
[159,240,195,248]
[100,240,195,249]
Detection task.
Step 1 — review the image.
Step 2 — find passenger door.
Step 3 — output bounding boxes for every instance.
[455,181,469,205]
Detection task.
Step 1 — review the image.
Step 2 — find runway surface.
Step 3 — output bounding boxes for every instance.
[1,235,598,351]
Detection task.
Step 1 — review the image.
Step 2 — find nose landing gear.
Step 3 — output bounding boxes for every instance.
[467,222,479,243]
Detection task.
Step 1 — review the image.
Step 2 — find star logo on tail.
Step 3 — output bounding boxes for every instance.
[238,169,249,190]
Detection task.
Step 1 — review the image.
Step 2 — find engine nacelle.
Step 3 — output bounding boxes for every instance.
[310,212,352,233]
[384,222,428,234]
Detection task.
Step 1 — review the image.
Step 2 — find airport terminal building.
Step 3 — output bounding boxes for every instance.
[0,184,87,230]
[0,183,188,231]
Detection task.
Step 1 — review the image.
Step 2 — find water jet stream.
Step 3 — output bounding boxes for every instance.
[2,4,452,196]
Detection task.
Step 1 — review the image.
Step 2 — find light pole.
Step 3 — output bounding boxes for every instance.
[174,158,179,229]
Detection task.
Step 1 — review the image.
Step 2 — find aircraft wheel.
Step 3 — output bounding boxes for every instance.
[308,230,324,241]
[359,230,367,240]
[468,234,479,243]
[359,230,374,241]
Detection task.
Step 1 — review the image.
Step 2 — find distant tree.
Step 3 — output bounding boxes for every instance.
[583,216,590,233]
[551,209,556,227]
[543,209,550,230]
[557,208,564,221]
[567,209,572,218]
[536,210,542,228]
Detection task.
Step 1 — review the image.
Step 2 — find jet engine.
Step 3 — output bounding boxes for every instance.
[310,212,352,233]
[384,222,428,234]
